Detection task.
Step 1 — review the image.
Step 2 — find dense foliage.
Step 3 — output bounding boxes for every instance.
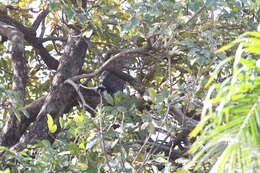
[188,32,260,173]
[0,0,259,172]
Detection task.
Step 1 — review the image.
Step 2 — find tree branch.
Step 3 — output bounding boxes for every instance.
[108,69,145,94]
[0,21,28,148]
[38,36,67,43]
[185,4,206,25]
[0,22,27,101]
[170,107,198,129]
[68,44,152,82]
[11,30,87,152]
[0,14,59,70]
[31,9,49,31]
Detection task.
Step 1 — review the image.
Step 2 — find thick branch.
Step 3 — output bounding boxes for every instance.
[11,30,87,152]
[38,36,67,43]
[0,14,59,70]
[0,88,100,147]
[170,107,198,129]
[0,97,45,147]
[0,21,27,101]
[31,9,49,31]
[0,21,28,148]
[108,69,145,94]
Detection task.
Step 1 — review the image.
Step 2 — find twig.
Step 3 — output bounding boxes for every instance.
[0,14,59,70]
[38,36,67,43]
[185,4,206,25]
[68,44,152,82]
[109,69,145,94]
[135,46,174,171]
[132,133,152,165]
[168,138,175,161]
[170,107,198,129]
[91,41,115,47]
[84,38,103,65]
[118,112,128,173]
[125,140,172,151]
[0,67,13,75]
[65,79,96,113]
[52,39,62,55]
[136,134,171,173]
[5,5,40,13]
[98,107,116,173]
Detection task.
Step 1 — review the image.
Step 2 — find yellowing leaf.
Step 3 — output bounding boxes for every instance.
[0,168,10,173]
[247,38,260,47]
[215,39,240,53]
[47,114,57,133]
[148,88,157,102]
[188,117,209,139]
[205,57,234,88]
[245,46,260,54]
[113,0,121,4]
[246,32,260,38]
[116,11,130,20]
[174,169,191,173]
[18,2,26,8]
[79,142,85,149]
[18,0,32,8]
[135,153,145,162]
[76,0,82,7]
[76,163,88,169]
[92,15,102,27]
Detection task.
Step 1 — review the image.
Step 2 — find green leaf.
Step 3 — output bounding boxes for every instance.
[205,0,216,7]
[188,117,209,139]
[59,117,64,129]
[47,114,57,133]
[63,6,75,22]
[49,2,60,10]
[0,146,13,154]
[174,169,191,173]
[104,91,114,105]
[45,44,54,52]
[117,106,127,112]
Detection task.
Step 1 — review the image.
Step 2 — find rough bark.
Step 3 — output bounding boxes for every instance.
[0,21,27,101]
[0,21,28,147]
[0,8,199,162]
[0,89,100,148]
[0,11,58,147]
[9,30,87,152]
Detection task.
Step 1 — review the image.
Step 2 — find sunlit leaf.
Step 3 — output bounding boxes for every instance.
[246,32,260,38]
[0,168,11,173]
[47,114,57,133]
[215,39,240,53]
[245,46,260,54]
[205,57,234,87]
[148,87,157,102]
